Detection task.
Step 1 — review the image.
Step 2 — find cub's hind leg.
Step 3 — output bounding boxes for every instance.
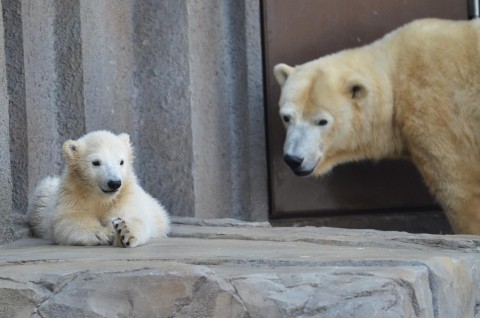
[27,176,60,240]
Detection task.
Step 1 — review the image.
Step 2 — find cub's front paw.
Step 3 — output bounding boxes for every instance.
[112,218,139,248]
[95,226,115,245]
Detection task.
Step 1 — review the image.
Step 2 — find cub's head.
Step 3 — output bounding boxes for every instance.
[62,131,133,198]
[274,60,374,177]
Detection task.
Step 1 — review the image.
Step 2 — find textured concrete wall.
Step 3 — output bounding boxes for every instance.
[3,0,27,217]
[22,0,63,191]
[22,0,85,193]
[132,0,196,216]
[188,0,268,220]
[242,0,269,221]
[188,0,237,219]
[0,0,14,244]
[80,0,135,134]
[1,0,268,242]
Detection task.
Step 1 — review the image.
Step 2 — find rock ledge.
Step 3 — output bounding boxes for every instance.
[0,219,479,317]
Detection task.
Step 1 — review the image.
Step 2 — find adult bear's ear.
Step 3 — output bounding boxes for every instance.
[346,78,368,99]
[63,140,80,162]
[274,63,294,86]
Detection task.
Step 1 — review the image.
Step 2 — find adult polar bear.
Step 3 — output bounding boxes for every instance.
[28,130,170,247]
[274,19,480,235]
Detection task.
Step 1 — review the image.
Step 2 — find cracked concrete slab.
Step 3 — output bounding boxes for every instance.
[0,220,479,317]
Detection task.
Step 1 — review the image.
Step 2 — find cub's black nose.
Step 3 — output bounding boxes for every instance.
[107,180,122,190]
[283,154,303,170]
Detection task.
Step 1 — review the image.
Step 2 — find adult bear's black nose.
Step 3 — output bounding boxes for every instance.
[107,180,122,190]
[284,154,303,170]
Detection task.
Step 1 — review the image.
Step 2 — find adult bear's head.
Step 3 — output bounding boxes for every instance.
[273,54,388,177]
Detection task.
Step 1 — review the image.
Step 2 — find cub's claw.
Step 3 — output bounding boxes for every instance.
[112,218,139,248]
[95,227,114,245]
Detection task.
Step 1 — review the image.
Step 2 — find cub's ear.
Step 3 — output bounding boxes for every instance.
[273,63,294,86]
[118,133,130,146]
[346,78,368,99]
[63,140,80,161]
[118,133,134,162]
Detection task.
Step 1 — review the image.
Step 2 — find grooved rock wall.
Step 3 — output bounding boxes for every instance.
[0,0,14,244]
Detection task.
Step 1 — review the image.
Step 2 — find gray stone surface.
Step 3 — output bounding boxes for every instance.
[3,0,28,217]
[21,0,62,191]
[0,0,14,244]
[54,0,85,140]
[231,267,433,318]
[188,0,233,220]
[80,0,135,135]
[243,0,269,222]
[132,0,195,217]
[0,221,479,317]
[188,0,268,221]
[22,0,86,193]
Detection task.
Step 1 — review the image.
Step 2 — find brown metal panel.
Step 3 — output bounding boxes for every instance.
[263,1,469,218]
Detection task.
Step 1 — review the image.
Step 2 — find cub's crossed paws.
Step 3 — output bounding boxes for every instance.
[95,228,114,245]
[112,218,139,248]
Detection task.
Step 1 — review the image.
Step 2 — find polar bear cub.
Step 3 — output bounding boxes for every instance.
[27,130,170,247]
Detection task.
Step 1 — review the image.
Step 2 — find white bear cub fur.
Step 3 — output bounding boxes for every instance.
[27,130,170,247]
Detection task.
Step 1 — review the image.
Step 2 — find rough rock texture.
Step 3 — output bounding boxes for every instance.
[0,263,248,318]
[0,0,14,245]
[0,220,479,317]
[4,0,28,217]
[187,0,267,221]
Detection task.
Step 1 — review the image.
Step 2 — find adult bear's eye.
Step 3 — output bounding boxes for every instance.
[92,160,101,166]
[317,119,328,126]
[120,160,124,166]
[282,115,290,123]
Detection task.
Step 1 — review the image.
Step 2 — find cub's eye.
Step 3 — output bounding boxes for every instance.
[317,119,328,126]
[282,115,290,123]
[120,160,124,166]
[92,160,101,166]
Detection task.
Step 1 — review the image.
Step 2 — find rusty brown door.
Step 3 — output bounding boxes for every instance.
[263,0,469,233]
